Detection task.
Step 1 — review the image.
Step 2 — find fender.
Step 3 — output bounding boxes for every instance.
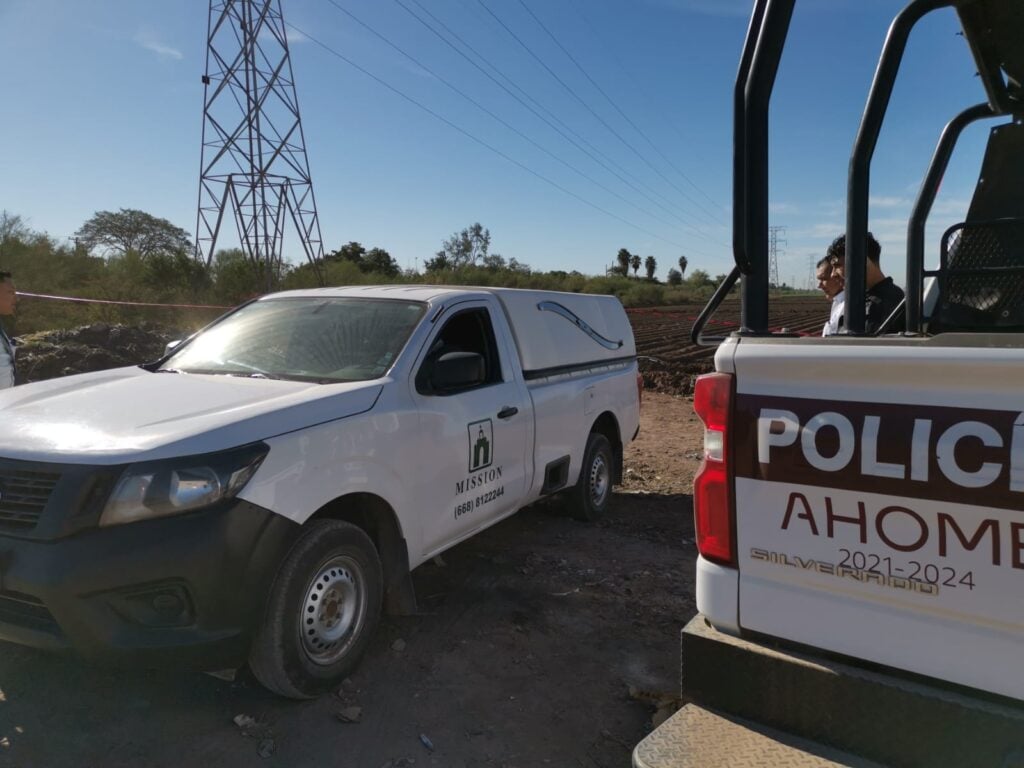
[238,410,423,563]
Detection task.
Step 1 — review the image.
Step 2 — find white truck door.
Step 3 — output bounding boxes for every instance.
[411,301,530,556]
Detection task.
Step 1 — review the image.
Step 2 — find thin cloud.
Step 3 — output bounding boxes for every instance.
[258,27,309,45]
[135,31,183,60]
[869,195,909,208]
[769,201,800,215]
[792,222,845,239]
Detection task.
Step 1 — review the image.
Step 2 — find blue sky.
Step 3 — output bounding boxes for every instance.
[0,0,997,286]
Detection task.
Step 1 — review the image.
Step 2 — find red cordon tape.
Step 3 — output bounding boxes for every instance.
[16,291,230,310]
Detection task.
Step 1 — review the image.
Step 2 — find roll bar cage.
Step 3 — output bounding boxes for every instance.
[692,0,1022,345]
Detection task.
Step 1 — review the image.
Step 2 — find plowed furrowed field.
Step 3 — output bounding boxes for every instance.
[628,295,828,395]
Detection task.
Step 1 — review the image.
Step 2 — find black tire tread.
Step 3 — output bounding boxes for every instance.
[569,432,613,522]
[248,519,382,699]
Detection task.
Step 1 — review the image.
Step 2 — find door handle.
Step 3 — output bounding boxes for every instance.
[497,406,519,420]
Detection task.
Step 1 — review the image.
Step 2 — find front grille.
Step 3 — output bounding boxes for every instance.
[0,468,61,530]
[0,590,61,635]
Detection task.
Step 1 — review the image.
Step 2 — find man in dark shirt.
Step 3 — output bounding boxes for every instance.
[826,233,904,335]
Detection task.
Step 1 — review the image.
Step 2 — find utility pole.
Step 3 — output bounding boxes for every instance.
[807,254,816,290]
[768,225,786,289]
[195,0,325,290]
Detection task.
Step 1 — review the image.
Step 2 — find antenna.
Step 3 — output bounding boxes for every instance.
[195,0,325,290]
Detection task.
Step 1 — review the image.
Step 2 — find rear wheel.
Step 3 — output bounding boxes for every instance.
[569,432,614,521]
[249,519,382,699]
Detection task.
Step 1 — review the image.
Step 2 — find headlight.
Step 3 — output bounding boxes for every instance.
[100,444,268,527]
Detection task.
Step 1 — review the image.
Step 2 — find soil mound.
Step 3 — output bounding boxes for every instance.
[15,323,178,384]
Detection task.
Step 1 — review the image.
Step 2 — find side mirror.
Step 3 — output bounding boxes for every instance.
[164,340,182,357]
[431,351,485,392]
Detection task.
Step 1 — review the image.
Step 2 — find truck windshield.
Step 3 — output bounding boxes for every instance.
[160,297,425,383]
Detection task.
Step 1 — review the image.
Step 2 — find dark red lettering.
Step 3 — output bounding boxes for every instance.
[1013,523,1024,570]
[826,497,867,544]
[937,513,1000,565]
[876,506,928,552]
[782,492,819,536]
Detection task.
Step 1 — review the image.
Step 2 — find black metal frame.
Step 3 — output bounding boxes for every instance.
[845,0,956,334]
[931,218,1024,275]
[905,103,995,331]
[693,0,1016,345]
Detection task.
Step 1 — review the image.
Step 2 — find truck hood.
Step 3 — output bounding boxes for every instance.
[0,366,383,465]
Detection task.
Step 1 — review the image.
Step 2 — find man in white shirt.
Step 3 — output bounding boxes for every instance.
[816,256,844,336]
[0,271,17,389]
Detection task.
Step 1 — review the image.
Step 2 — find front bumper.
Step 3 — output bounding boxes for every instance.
[0,500,299,668]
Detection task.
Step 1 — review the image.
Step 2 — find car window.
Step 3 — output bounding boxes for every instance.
[162,298,425,382]
[416,308,503,393]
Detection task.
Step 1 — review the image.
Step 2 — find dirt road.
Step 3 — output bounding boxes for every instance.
[0,393,701,768]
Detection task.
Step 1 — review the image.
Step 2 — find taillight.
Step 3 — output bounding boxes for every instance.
[693,372,735,566]
[636,371,644,411]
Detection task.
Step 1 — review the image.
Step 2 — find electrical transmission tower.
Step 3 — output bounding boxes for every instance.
[195,0,324,288]
[768,225,786,288]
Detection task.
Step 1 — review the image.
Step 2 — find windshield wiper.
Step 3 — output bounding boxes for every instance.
[222,371,285,381]
[155,368,183,374]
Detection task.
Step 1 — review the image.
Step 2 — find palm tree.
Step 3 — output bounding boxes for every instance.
[630,253,641,277]
[644,255,657,280]
[678,255,688,278]
[616,248,632,276]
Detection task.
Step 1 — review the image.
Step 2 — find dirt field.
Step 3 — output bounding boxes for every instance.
[0,392,702,768]
[629,296,826,395]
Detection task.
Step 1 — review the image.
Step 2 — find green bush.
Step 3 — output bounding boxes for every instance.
[0,217,721,335]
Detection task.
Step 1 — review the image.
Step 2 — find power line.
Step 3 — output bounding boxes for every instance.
[340,0,699,239]
[517,0,728,228]
[324,0,709,249]
[403,0,722,245]
[286,20,692,250]
[473,0,729,247]
[568,0,730,218]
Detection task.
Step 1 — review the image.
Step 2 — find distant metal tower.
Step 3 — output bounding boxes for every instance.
[195,0,324,288]
[768,225,786,288]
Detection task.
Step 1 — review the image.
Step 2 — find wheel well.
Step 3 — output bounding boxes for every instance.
[591,411,623,484]
[309,493,416,615]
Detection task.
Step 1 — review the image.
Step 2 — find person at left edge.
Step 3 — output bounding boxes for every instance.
[0,270,18,389]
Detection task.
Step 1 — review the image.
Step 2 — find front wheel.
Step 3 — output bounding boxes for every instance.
[249,520,383,699]
[569,432,614,522]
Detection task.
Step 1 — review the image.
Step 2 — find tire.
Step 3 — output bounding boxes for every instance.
[569,432,614,522]
[249,520,383,699]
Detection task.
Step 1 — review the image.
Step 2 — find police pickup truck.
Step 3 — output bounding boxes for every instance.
[0,286,640,699]
[635,0,1024,766]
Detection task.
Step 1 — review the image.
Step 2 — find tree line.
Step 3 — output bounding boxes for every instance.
[0,209,727,334]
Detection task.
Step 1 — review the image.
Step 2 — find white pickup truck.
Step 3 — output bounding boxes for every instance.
[636,0,1024,765]
[0,286,639,698]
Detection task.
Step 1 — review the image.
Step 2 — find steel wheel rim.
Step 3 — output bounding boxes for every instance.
[299,555,366,666]
[589,452,609,507]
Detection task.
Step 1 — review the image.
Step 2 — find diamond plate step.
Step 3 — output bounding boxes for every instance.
[633,705,881,768]
[680,616,1024,767]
